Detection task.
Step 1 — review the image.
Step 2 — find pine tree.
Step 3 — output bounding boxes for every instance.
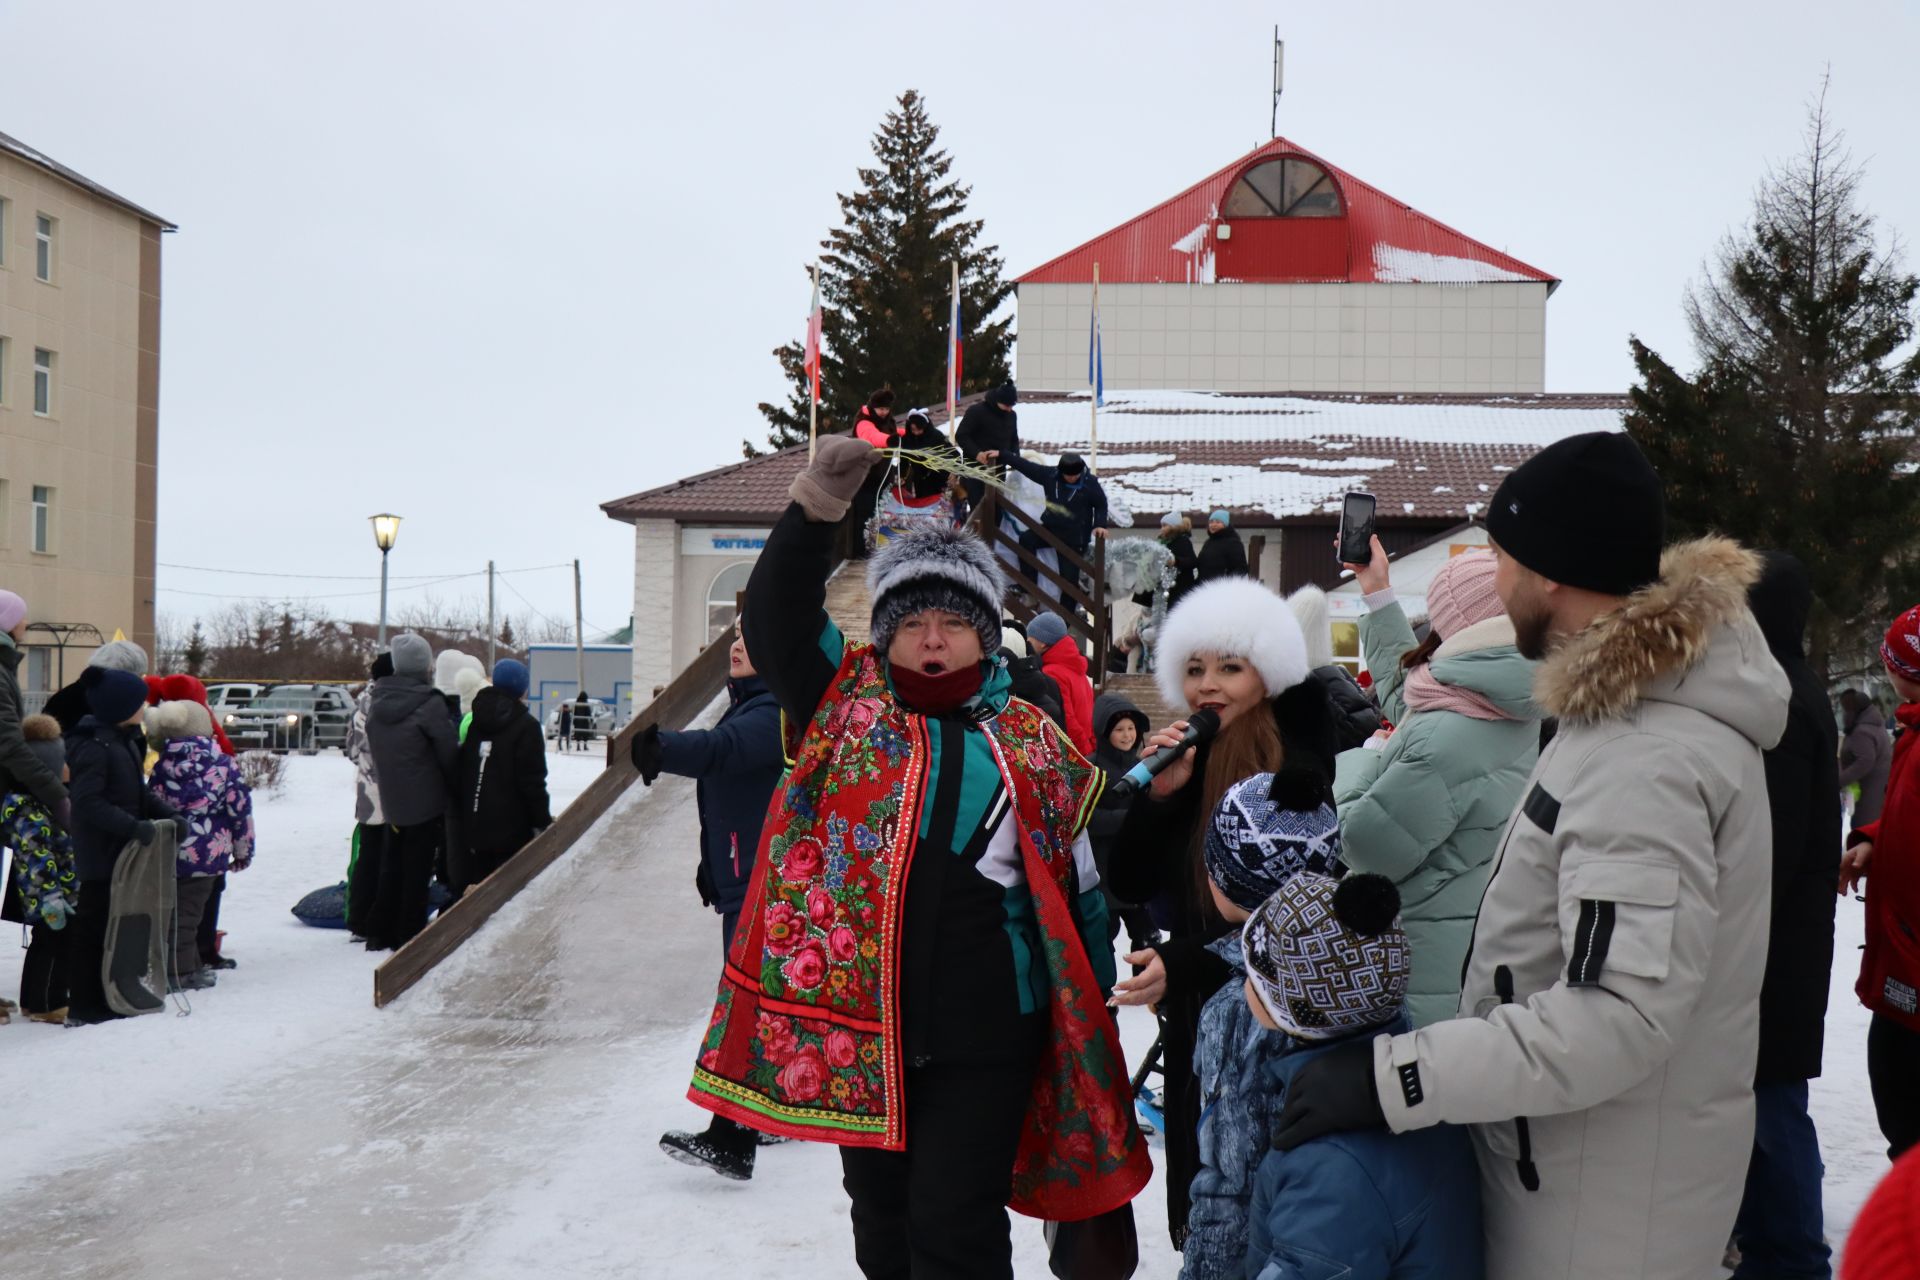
[183,621,210,677]
[498,616,519,654]
[1626,78,1920,679]
[751,90,1014,456]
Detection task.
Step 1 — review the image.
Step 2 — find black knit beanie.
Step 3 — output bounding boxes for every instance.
[1486,432,1665,596]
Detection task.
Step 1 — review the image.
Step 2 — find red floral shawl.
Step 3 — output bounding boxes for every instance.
[688,641,1151,1221]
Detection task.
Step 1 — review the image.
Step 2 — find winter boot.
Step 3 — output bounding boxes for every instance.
[27,1006,69,1025]
[659,1128,755,1181]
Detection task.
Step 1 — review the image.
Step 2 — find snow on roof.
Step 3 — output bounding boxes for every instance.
[1372,244,1534,284]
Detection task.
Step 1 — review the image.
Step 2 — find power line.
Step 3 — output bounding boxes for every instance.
[158,560,576,582]
[159,572,488,603]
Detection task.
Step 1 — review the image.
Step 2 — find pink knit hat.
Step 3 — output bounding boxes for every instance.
[1424,552,1502,642]
[0,590,27,635]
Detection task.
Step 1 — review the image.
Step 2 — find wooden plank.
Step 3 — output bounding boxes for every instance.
[372,626,735,1007]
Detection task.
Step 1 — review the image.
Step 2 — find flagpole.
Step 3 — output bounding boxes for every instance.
[1090,262,1100,470]
[808,262,819,460]
[947,259,960,443]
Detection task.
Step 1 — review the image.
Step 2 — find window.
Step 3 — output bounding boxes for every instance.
[706,561,755,643]
[30,485,51,554]
[1220,158,1344,219]
[32,348,52,416]
[34,214,54,282]
[1330,619,1361,678]
[25,647,50,694]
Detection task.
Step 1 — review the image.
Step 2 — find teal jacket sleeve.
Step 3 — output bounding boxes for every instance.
[1335,737,1460,884]
[1359,601,1418,726]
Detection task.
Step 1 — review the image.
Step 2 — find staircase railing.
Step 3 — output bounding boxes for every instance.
[971,489,1110,679]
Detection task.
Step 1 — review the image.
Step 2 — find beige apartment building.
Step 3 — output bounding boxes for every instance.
[0,130,171,694]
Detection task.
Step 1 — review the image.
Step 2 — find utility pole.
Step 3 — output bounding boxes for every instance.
[1271,30,1284,139]
[573,559,586,697]
[486,560,497,671]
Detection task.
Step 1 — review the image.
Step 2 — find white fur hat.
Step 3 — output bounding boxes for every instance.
[1155,576,1310,708]
[1285,585,1334,669]
[146,698,214,741]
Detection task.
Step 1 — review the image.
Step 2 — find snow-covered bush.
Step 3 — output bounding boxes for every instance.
[236,750,286,796]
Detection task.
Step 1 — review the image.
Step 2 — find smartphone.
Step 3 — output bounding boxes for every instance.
[1339,491,1377,564]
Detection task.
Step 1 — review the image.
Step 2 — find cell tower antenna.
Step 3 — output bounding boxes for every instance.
[1271,30,1284,138]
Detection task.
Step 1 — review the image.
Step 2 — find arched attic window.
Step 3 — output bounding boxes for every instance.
[1220,157,1344,218]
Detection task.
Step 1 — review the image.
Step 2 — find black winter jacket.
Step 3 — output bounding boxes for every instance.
[1195,527,1249,582]
[0,640,66,811]
[1004,651,1066,732]
[1002,454,1115,552]
[1312,664,1383,752]
[1749,554,1843,1084]
[365,675,459,828]
[655,675,785,916]
[953,402,1020,504]
[456,687,551,878]
[65,716,177,882]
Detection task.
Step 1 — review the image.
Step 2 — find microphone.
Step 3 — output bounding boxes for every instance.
[1110,708,1222,797]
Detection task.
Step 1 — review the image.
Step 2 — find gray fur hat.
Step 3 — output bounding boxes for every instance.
[866,524,1007,656]
[89,639,150,676]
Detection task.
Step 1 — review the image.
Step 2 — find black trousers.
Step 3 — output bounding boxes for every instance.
[370,821,439,949]
[196,873,226,961]
[346,823,386,937]
[65,878,118,1022]
[20,922,69,1013]
[1868,1013,1920,1160]
[839,1057,1036,1280]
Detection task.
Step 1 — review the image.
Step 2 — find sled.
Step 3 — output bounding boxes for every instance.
[102,824,178,1017]
[292,881,349,929]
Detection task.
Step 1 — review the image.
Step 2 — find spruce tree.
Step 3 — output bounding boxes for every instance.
[1626,80,1920,679]
[183,621,210,677]
[751,90,1014,456]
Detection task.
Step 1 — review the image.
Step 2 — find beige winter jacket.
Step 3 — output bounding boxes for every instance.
[1369,538,1789,1280]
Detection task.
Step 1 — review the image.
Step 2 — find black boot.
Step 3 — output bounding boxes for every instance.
[660,1121,756,1181]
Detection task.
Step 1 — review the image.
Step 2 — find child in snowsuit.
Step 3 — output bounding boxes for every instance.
[64,667,182,1025]
[1181,771,1343,1280]
[7,714,76,1019]
[147,699,254,990]
[454,659,551,895]
[1244,874,1483,1280]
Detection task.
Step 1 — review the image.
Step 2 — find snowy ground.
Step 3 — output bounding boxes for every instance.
[0,739,1894,1278]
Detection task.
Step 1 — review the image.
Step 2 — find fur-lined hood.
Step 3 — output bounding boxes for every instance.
[1535,537,1788,745]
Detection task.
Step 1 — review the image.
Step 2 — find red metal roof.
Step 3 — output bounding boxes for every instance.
[1018,137,1552,289]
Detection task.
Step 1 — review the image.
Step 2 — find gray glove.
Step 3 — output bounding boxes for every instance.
[788,435,879,522]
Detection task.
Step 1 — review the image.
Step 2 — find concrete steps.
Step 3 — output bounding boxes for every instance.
[824,561,873,641]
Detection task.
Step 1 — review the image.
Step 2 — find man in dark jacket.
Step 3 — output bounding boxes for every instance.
[1840,689,1893,831]
[454,659,551,896]
[634,623,786,1180]
[1001,450,1114,555]
[1734,552,1842,1279]
[953,383,1019,508]
[364,633,459,951]
[0,591,66,814]
[999,627,1066,732]
[1195,510,1249,582]
[63,666,182,1024]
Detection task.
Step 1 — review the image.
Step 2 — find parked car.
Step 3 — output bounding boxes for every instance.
[220,684,354,754]
[546,699,616,742]
[206,683,266,714]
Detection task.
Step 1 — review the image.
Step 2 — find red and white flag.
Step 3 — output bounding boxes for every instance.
[804,270,822,405]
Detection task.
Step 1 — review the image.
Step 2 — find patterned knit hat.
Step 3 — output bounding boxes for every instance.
[1242,873,1409,1041]
[1204,772,1344,912]
[1883,605,1920,681]
[866,523,1007,656]
[1425,551,1503,642]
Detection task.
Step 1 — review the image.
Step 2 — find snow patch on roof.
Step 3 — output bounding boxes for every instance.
[1260,455,1398,470]
[1100,463,1364,521]
[1171,219,1217,284]
[1372,244,1535,285]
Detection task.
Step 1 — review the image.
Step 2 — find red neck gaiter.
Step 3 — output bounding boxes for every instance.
[889,662,985,717]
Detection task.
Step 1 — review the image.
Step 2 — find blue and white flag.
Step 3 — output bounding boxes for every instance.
[1088,302,1104,408]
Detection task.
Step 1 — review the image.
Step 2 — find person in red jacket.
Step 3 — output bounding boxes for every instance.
[1025,611,1094,757]
[1840,604,1920,1161]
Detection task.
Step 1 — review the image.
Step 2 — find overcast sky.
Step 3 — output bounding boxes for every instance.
[2,0,1915,637]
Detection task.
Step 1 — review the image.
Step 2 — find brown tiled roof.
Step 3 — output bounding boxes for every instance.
[601,391,1630,528]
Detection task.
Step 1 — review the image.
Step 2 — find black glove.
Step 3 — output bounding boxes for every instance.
[630,723,663,785]
[133,819,158,845]
[1271,1037,1385,1151]
[694,859,716,907]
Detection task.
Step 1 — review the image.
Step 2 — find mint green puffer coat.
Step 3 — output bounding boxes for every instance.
[1335,599,1540,1026]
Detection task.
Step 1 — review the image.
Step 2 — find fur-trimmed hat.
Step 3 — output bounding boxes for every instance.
[1286,586,1334,669]
[147,698,215,741]
[22,712,63,779]
[867,524,1007,656]
[1243,872,1409,1041]
[1154,576,1310,708]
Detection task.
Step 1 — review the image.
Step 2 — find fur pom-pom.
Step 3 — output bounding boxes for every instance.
[1286,586,1334,669]
[1267,764,1330,814]
[1333,873,1402,937]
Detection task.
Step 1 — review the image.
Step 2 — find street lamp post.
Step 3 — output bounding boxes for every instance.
[370,514,403,646]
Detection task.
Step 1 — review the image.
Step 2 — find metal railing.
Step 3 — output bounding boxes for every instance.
[971,490,1111,678]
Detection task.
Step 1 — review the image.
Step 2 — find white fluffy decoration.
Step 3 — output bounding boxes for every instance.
[1286,585,1334,669]
[1154,577,1311,709]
